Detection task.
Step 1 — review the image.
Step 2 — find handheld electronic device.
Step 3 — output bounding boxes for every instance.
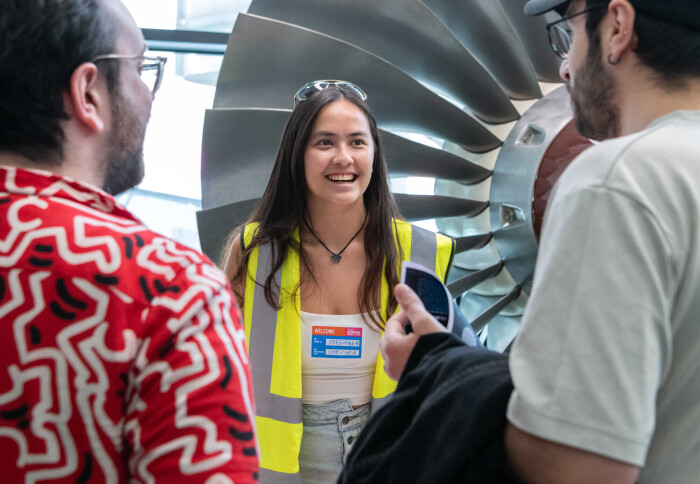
[400,261,454,333]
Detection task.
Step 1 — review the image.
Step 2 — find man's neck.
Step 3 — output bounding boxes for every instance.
[0,152,54,172]
[0,148,104,189]
[617,75,700,136]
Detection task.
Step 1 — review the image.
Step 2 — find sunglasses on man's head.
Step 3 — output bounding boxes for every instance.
[293,80,367,107]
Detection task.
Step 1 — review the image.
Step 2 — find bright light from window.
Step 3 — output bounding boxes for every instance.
[122,0,177,29]
[140,51,221,200]
[122,0,252,32]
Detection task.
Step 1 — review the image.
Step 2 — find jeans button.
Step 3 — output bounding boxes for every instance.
[342,416,350,425]
[347,436,354,444]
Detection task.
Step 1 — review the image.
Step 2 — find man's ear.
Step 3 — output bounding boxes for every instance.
[606,0,637,64]
[64,62,108,133]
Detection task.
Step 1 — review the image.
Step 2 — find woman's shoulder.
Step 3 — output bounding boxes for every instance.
[222,232,243,281]
[241,222,261,249]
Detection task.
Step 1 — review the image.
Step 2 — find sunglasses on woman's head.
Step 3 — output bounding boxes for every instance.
[293,80,367,107]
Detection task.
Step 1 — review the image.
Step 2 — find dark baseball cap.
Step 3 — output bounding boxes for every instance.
[523,0,700,30]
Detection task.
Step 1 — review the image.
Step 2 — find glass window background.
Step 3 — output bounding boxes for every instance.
[117,1,251,253]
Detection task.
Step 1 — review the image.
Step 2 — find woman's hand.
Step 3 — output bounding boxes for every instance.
[380,284,447,380]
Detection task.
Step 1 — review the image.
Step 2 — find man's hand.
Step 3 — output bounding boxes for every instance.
[380,283,448,380]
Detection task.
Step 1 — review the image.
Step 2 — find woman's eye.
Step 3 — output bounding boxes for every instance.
[351,139,367,146]
[317,139,331,146]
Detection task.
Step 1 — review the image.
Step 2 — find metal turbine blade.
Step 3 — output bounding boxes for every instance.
[421,0,542,99]
[447,262,504,296]
[201,108,289,209]
[381,131,491,185]
[454,233,493,253]
[249,0,519,123]
[497,0,563,82]
[197,199,261,262]
[199,0,593,351]
[214,13,502,152]
[395,194,488,221]
[468,287,522,333]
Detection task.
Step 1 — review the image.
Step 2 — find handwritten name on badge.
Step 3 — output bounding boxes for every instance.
[311,326,363,358]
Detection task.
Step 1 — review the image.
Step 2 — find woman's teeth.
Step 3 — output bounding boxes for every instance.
[326,174,356,182]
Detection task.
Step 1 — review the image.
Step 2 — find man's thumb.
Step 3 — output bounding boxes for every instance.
[394,284,423,309]
[395,283,447,334]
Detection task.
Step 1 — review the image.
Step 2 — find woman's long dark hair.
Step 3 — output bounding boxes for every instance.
[222,86,402,329]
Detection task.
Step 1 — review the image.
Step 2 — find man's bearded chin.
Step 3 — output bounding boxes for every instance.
[102,148,145,196]
[101,88,147,196]
[567,42,621,142]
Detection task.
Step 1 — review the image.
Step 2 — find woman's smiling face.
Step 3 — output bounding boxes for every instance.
[304,99,375,210]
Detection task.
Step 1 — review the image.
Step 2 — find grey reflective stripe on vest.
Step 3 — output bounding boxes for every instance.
[410,225,438,273]
[250,243,303,424]
[371,395,391,412]
[259,468,302,484]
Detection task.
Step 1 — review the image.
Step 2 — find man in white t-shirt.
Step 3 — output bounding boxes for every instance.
[376,0,700,482]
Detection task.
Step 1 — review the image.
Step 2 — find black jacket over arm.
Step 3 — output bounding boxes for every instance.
[338,332,519,484]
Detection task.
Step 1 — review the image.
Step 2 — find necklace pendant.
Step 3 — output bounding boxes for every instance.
[331,253,341,264]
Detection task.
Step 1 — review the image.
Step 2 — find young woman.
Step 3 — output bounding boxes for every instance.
[222,80,454,483]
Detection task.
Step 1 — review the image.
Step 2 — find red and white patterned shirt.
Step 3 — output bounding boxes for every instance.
[0,166,259,483]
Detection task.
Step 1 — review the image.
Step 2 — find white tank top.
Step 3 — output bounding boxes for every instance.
[300,311,381,405]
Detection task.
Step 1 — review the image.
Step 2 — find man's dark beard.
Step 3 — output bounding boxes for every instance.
[102,85,146,196]
[567,31,620,141]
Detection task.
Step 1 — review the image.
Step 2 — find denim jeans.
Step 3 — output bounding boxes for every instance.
[299,399,371,484]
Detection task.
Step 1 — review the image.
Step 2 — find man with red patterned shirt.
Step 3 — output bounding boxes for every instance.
[0,0,259,482]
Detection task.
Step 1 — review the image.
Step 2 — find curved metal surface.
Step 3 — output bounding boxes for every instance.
[454,233,493,253]
[395,194,488,221]
[454,238,501,270]
[197,199,261,262]
[421,0,541,100]
[497,0,562,82]
[382,131,491,185]
[437,210,493,240]
[447,262,504,296]
[453,238,521,297]
[201,108,290,209]
[489,86,572,294]
[483,314,521,352]
[468,286,522,332]
[214,13,501,153]
[249,0,518,123]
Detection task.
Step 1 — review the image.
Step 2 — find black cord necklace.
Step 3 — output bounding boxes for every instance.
[303,212,367,264]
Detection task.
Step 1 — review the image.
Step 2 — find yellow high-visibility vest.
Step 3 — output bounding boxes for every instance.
[242,219,454,483]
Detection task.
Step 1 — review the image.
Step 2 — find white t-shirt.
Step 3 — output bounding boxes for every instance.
[300,311,381,406]
[507,110,700,483]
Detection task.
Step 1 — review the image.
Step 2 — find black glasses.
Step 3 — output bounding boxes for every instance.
[293,80,367,107]
[545,5,605,59]
[91,54,168,94]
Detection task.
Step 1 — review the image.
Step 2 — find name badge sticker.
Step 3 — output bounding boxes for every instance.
[311,326,362,358]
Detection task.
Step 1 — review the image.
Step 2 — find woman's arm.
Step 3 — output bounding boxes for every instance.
[222,234,246,309]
